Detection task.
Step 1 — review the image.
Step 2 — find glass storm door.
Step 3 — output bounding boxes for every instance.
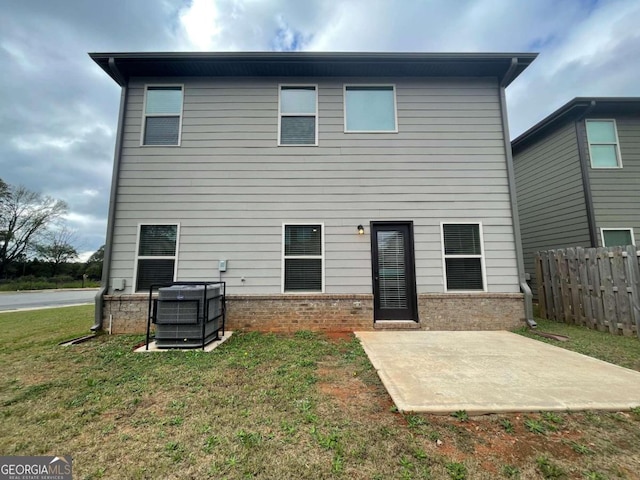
[371,222,418,321]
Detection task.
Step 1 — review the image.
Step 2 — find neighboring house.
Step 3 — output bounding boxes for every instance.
[512,98,640,295]
[90,51,536,334]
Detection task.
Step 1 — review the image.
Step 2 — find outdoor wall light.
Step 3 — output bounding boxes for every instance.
[357,225,365,235]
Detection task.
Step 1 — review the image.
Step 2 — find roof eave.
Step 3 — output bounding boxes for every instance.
[89,51,537,88]
[512,97,640,153]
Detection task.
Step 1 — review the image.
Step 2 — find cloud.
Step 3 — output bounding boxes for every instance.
[175,0,328,51]
[506,0,640,135]
[179,0,223,50]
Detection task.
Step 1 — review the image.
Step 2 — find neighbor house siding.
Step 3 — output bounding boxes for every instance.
[513,121,591,294]
[107,76,519,295]
[578,115,640,245]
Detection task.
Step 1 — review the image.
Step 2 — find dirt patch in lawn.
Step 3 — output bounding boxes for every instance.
[323,331,354,342]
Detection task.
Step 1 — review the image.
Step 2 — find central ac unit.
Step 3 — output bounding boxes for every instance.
[154,284,222,348]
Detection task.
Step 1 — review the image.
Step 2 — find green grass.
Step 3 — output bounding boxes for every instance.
[1,307,640,479]
[536,455,566,479]
[516,318,640,371]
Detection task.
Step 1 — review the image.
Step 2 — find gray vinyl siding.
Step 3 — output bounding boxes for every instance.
[108,77,519,295]
[513,121,591,294]
[578,115,640,245]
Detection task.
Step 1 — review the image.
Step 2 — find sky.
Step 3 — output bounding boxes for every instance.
[2,0,639,260]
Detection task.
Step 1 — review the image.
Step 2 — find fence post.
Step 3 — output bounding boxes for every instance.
[598,247,618,334]
[558,249,572,323]
[535,252,547,319]
[611,246,632,336]
[548,250,561,321]
[625,245,640,339]
[566,247,581,325]
[577,247,592,328]
[541,250,555,320]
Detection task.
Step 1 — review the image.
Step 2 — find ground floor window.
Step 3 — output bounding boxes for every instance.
[135,224,178,291]
[283,224,323,292]
[441,222,486,291]
[601,228,635,247]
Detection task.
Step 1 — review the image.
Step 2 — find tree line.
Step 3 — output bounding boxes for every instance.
[0,178,103,285]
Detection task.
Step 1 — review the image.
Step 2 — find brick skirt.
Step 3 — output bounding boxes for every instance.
[101,293,524,334]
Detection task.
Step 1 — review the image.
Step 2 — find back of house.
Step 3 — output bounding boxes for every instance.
[90,51,536,333]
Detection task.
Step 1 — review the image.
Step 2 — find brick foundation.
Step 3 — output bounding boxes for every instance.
[101,293,524,334]
[227,295,374,332]
[417,293,525,331]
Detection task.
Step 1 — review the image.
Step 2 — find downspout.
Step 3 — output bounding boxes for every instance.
[574,100,598,247]
[92,58,127,331]
[499,58,536,327]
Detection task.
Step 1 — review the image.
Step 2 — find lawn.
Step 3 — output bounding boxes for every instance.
[1,306,639,479]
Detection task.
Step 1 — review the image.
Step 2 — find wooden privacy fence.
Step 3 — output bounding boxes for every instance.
[535,246,640,338]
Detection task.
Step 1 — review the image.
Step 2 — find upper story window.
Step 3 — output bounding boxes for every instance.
[601,228,635,247]
[279,85,317,146]
[441,223,486,292]
[142,86,183,146]
[586,119,622,168]
[135,224,179,291]
[344,85,397,133]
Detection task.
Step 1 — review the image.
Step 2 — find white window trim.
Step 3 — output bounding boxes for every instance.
[343,84,398,133]
[440,221,488,293]
[140,84,185,147]
[281,222,325,293]
[586,119,623,169]
[600,227,635,247]
[277,84,319,147]
[132,222,180,292]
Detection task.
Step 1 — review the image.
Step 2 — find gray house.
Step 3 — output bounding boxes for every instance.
[513,98,640,295]
[90,51,536,334]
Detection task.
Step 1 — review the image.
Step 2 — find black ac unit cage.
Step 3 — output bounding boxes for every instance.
[146,281,226,350]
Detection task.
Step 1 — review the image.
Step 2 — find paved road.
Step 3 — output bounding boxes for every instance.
[0,289,99,312]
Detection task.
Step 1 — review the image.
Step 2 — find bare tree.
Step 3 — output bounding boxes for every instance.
[35,227,79,276]
[0,178,7,200]
[0,183,68,277]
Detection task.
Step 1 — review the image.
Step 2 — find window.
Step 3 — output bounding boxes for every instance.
[279,85,317,145]
[441,223,486,291]
[586,120,622,168]
[142,86,183,146]
[344,85,397,132]
[135,224,179,291]
[601,228,635,247]
[283,224,323,292]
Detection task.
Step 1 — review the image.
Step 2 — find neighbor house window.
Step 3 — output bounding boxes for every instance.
[344,85,397,132]
[279,85,317,145]
[283,224,323,292]
[135,224,179,291]
[441,223,486,291]
[601,228,635,247]
[586,119,622,168]
[142,86,183,146]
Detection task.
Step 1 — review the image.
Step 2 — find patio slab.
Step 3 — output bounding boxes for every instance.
[355,330,640,414]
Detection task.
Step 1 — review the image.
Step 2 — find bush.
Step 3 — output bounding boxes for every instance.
[0,276,100,291]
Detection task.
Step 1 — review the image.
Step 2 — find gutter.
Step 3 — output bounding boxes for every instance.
[574,100,599,247]
[92,58,128,331]
[499,58,536,328]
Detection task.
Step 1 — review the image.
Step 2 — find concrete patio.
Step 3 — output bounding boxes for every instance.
[355,330,640,414]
